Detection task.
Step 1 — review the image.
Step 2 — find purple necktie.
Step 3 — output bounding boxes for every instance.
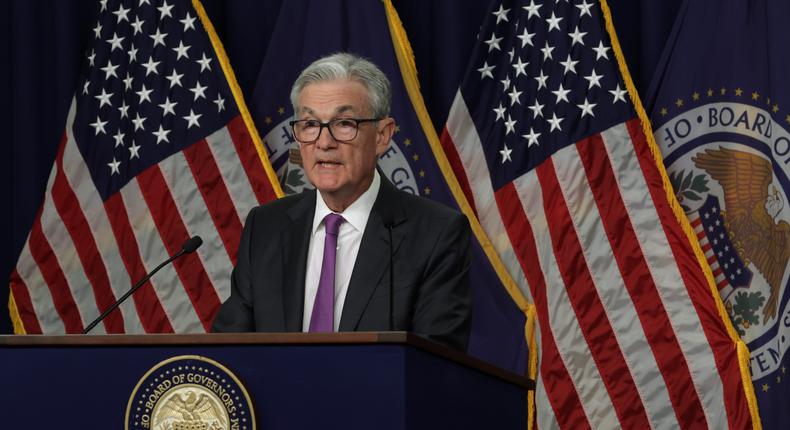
[309,213,345,332]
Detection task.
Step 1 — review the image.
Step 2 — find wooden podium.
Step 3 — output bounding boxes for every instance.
[0,332,532,429]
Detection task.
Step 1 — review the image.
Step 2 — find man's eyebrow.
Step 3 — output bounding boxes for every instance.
[300,105,357,116]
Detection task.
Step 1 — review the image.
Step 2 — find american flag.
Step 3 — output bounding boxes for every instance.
[690,195,753,301]
[441,0,756,428]
[8,0,280,334]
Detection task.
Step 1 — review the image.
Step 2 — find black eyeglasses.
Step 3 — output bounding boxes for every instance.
[289,118,381,144]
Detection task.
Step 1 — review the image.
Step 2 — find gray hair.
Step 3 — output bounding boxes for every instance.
[290,52,392,118]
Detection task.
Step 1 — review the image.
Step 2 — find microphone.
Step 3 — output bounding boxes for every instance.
[381,215,395,332]
[82,235,203,334]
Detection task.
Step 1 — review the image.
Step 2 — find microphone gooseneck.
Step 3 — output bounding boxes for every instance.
[82,235,204,334]
[386,222,394,332]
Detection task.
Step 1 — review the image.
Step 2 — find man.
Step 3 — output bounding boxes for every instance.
[212,53,472,350]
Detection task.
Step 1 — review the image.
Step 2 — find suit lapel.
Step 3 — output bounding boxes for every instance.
[339,178,406,331]
[281,190,315,331]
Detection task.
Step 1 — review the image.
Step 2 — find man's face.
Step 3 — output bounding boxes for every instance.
[296,79,394,211]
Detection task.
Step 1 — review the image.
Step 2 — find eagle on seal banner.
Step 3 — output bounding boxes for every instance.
[692,146,789,323]
[154,389,228,430]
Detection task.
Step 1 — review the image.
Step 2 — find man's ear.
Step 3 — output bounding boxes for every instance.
[376,118,396,155]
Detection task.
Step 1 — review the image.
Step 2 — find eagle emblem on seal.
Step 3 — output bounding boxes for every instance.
[154,389,228,430]
[693,146,789,323]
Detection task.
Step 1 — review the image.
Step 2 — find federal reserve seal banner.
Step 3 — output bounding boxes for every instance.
[126,355,255,430]
[648,0,790,427]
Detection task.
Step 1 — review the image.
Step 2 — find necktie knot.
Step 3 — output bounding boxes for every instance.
[324,213,344,236]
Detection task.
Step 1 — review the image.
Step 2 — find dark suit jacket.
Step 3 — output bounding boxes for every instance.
[212,177,473,350]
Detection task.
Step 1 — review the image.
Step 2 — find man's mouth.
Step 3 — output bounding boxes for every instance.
[317,159,341,168]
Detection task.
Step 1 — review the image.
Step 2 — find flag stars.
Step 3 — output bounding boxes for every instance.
[123,73,134,91]
[546,12,563,32]
[523,0,541,19]
[190,82,208,100]
[180,12,197,31]
[592,41,610,60]
[183,109,202,128]
[512,57,528,77]
[82,80,90,95]
[578,98,596,117]
[173,41,191,60]
[118,101,130,118]
[136,84,153,104]
[152,125,171,144]
[132,113,146,131]
[93,22,103,39]
[142,56,161,76]
[101,60,120,79]
[610,84,628,103]
[128,45,139,63]
[500,75,511,91]
[129,141,141,159]
[552,83,571,104]
[197,53,213,72]
[159,97,177,117]
[484,33,503,52]
[107,158,121,175]
[541,41,555,61]
[94,88,113,108]
[560,54,578,75]
[478,61,495,80]
[99,0,108,12]
[131,17,145,35]
[547,113,564,131]
[90,116,108,135]
[492,5,510,24]
[149,28,167,47]
[528,99,544,118]
[576,0,594,17]
[166,70,184,88]
[504,114,517,134]
[568,26,587,46]
[523,128,540,147]
[508,86,523,106]
[87,49,96,66]
[213,94,226,112]
[584,69,603,89]
[158,1,175,19]
[500,144,513,163]
[112,4,131,23]
[534,69,548,89]
[113,130,125,147]
[493,103,506,121]
[517,28,535,47]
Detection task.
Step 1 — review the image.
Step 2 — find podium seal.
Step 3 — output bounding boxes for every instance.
[125,355,255,430]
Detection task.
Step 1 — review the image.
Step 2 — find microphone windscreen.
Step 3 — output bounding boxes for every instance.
[182,236,203,253]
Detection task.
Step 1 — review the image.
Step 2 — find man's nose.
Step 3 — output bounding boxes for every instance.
[314,125,338,150]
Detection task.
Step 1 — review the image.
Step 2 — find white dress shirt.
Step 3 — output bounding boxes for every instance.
[302,171,381,331]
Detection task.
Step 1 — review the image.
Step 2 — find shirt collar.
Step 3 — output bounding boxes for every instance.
[312,170,381,235]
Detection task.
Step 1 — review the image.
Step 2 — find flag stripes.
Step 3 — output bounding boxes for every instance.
[445,92,529,298]
[444,82,751,427]
[182,140,243,265]
[11,112,272,334]
[576,134,706,427]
